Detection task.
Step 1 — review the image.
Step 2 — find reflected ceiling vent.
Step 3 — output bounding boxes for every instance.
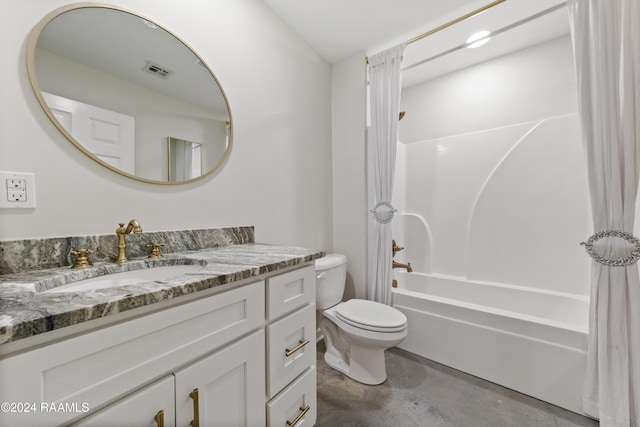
[143,61,172,79]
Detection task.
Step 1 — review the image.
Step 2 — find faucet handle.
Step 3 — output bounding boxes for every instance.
[392,240,405,257]
[147,242,164,259]
[70,249,94,269]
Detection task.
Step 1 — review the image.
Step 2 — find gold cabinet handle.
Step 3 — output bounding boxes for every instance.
[190,388,200,427]
[285,339,310,357]
[286,405,310,427]
[154,410,164,427]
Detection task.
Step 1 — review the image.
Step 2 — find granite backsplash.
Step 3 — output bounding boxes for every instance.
[0,226,254,275]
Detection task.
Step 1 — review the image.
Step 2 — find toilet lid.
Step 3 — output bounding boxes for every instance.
[335,299,407,332]
[315,253,347,271]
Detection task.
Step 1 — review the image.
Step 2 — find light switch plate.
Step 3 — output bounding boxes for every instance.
[0,171,36,209]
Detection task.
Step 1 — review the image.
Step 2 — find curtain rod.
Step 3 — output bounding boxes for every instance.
[366,0,509,64]
[403,2,566,72]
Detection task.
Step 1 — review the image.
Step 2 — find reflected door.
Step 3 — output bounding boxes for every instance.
[42,92,135,174]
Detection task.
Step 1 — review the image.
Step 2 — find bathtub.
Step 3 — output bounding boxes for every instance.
[391,271,588,414]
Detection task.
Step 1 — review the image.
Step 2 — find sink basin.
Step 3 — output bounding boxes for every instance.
[44,265,209,293]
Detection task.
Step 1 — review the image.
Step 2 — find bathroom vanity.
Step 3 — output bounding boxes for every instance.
[0,227,323,426]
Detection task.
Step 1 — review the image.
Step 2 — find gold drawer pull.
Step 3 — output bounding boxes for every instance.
[286,405,310,427]
[285,339,310,357]
[154,410,164,427]
[190,388,200,427]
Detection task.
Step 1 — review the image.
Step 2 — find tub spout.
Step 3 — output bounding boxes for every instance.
[392,260,413,273]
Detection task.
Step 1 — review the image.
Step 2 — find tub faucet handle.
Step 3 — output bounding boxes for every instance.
[392,240,404,257]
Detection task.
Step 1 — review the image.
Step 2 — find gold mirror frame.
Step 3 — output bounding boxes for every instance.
[26,3,233,185]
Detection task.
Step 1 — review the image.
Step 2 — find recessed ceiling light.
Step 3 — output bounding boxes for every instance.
[466,30,492,49]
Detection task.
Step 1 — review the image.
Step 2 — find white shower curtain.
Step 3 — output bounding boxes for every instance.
[568,1,640,425]
[367,44,404,305]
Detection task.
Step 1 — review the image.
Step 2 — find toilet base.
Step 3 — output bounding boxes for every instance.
[324,341,388,385]
[319,310,407,385]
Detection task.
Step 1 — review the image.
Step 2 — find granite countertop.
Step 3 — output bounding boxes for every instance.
[0,243,325,345]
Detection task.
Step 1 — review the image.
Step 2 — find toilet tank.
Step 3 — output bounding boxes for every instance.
[315,253,347,310]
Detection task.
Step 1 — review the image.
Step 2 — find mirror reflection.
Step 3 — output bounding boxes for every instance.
[169,137,202,182]
[28,4,232,184]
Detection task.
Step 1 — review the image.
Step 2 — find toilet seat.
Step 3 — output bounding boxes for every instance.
[335,299,407,333]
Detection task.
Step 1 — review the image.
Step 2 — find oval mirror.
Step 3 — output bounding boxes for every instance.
[27,4,232,184]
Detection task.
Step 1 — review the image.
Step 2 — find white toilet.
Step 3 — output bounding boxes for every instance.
[315,253,408,385]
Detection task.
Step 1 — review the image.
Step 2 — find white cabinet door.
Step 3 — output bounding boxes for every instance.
[72,375,175,427]
[175,330,266,427]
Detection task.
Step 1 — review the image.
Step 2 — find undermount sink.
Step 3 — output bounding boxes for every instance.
[44,265,209,293]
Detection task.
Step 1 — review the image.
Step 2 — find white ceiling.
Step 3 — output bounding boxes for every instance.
[261,0,570,86]
[35,1,571,113]
[260,0,474,64]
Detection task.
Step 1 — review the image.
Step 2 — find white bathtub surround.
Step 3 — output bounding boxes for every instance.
[393,114,590,294]
[393,33,592,414]
[366,44,405,305]
[392,271,588,413]
[568,1,640,425]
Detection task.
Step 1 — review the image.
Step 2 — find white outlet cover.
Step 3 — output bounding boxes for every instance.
[0,171,36,208]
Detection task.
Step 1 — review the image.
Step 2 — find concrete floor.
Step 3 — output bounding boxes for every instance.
[316,343,599,427]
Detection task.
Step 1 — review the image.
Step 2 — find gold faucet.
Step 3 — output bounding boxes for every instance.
[115,219,143,264]
[391,240,412,272]
[392,260,413,272]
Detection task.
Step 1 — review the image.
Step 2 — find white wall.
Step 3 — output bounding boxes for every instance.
[331,53,367,299]
[328,0,504,300]
[393,36,592,296]
[1,0,333,252]
[399,36,579,142]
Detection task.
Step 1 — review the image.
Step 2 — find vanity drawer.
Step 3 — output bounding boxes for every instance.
[266,264,315,320]
[267,366,316,427]
[266,303,315,397]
